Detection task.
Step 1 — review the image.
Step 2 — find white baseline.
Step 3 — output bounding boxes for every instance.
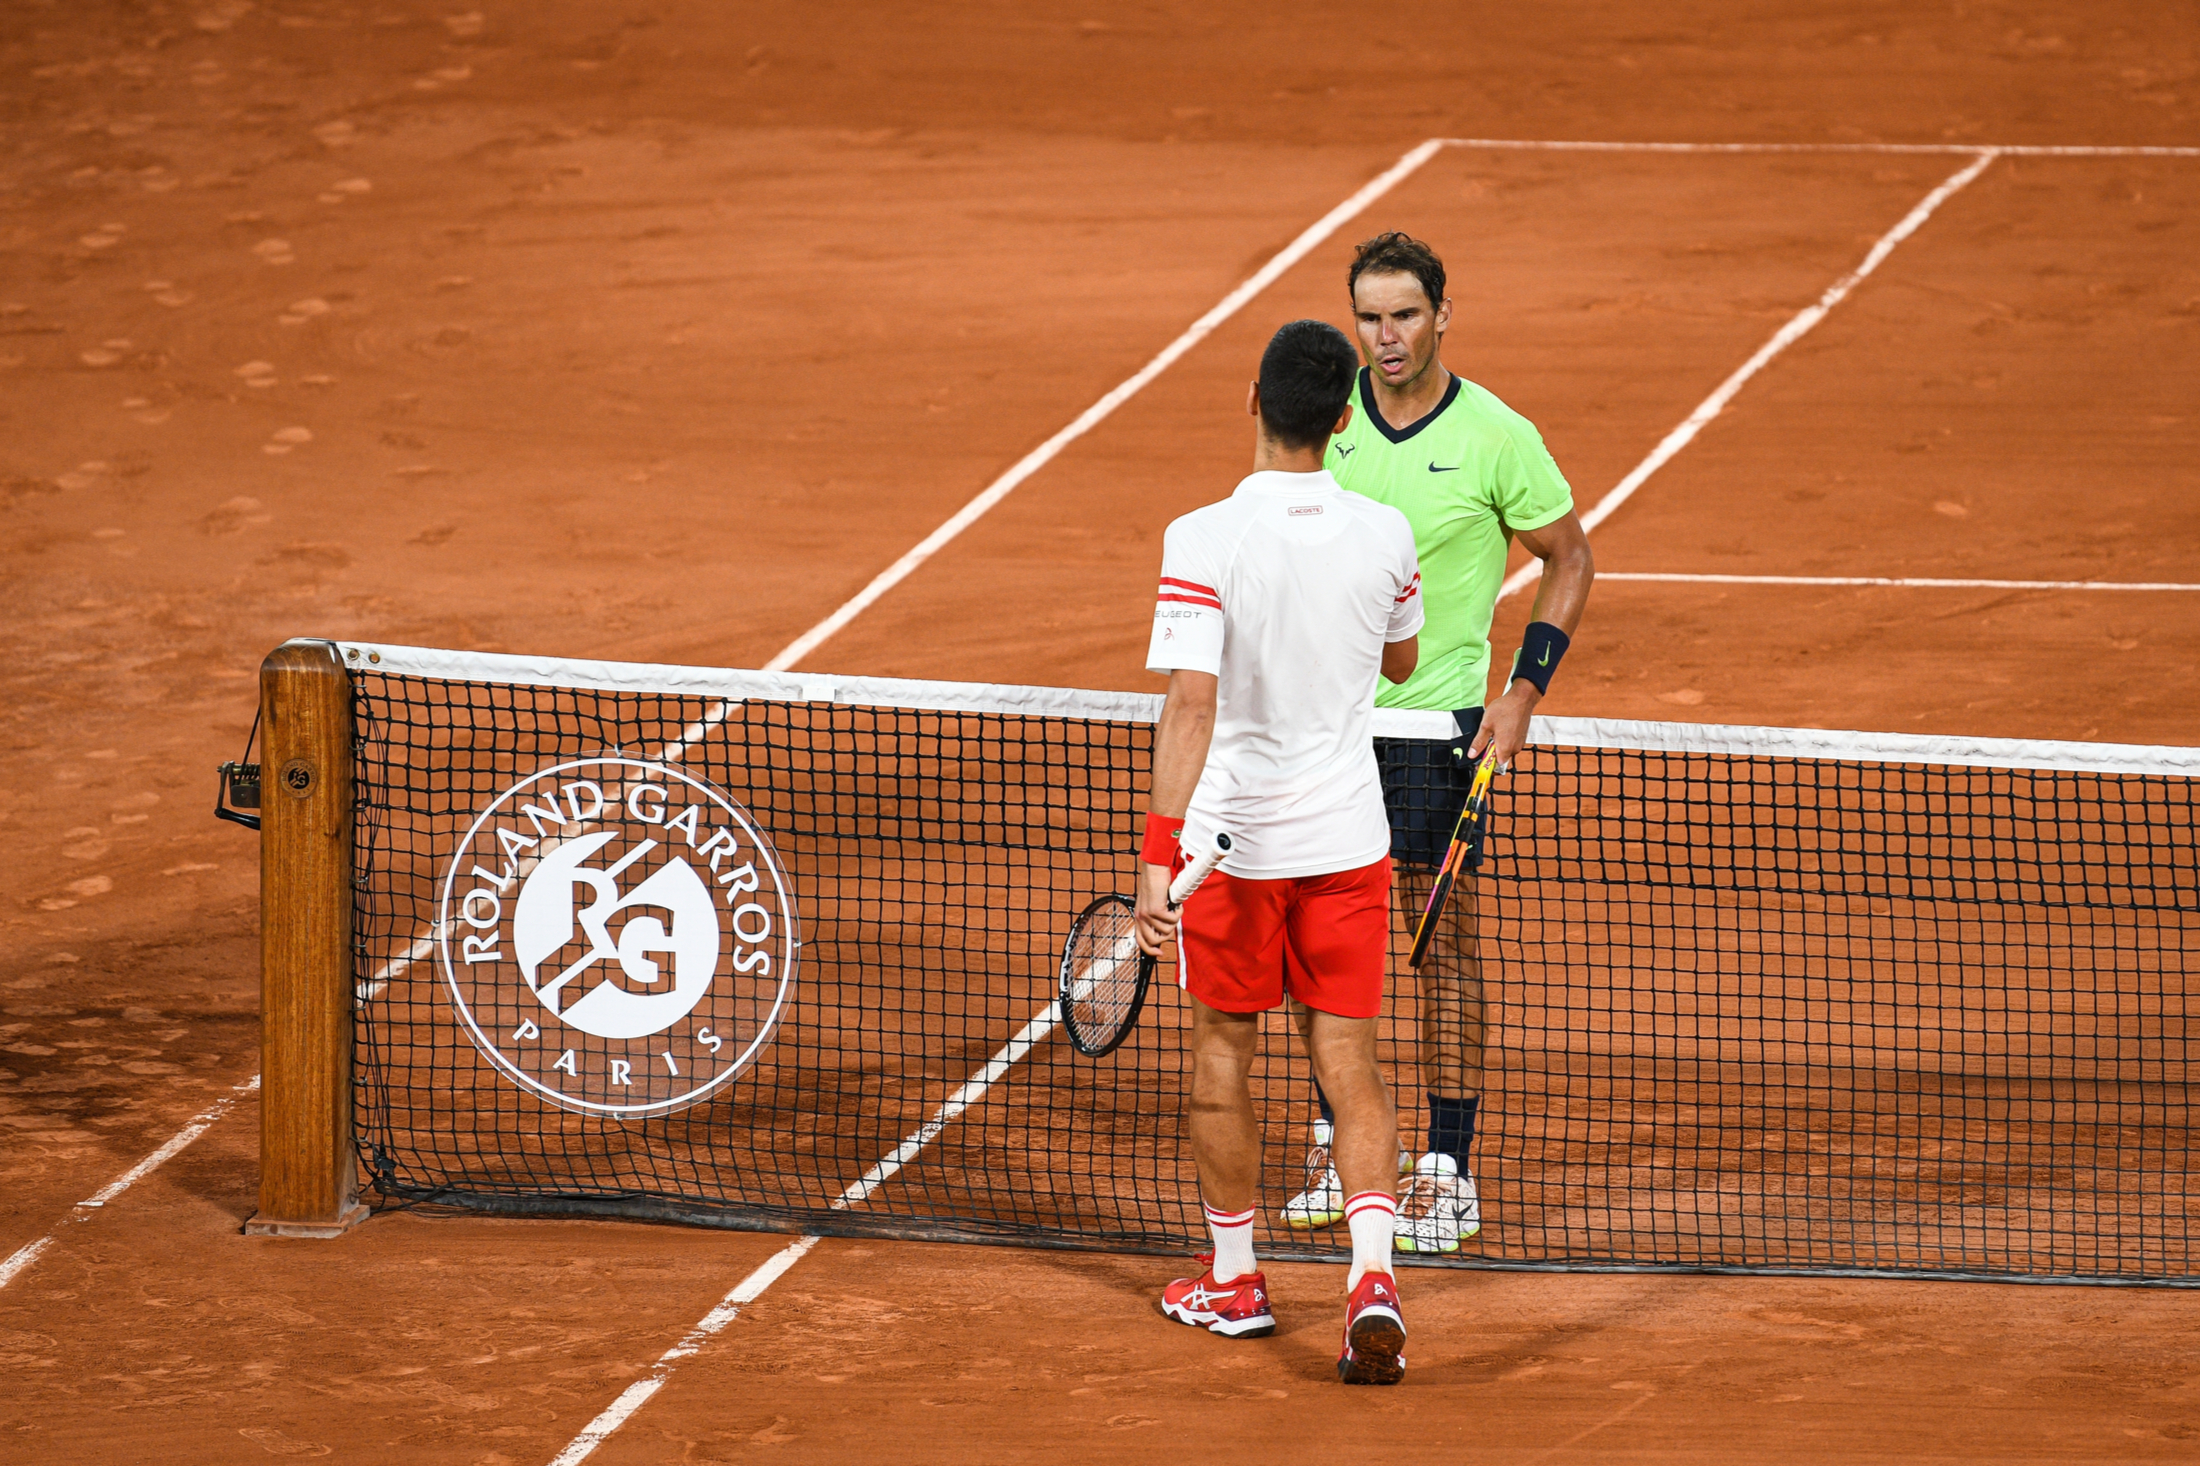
[1498,148,2000,602]
[1600,572,2200,592]
[1444,137,2200,158]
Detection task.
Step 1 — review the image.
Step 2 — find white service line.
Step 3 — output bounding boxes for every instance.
[1497,148,2000,604]
[760,138,1448,674]
[549,998,1070,1466]
[0,1074,261,1291]
[1445,137,2200,158]
[1600,572,2200,592]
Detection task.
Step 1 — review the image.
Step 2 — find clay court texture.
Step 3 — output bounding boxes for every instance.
[3,0,2199,1461]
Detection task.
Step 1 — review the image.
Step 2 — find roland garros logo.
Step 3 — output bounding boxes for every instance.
[436,757,798,1118]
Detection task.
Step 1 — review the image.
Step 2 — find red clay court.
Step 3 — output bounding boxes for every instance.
[1,3,2197,1462]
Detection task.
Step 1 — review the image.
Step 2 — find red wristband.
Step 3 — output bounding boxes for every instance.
[1139,811,1183,867]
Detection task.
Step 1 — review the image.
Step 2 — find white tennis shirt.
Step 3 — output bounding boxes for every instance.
[1145,468,1424,880]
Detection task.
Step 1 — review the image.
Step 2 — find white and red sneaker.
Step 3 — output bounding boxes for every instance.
[1161,1262,1276,1338]
[1335,1270,1406,1384]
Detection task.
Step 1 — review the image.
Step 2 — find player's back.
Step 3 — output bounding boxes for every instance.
[1148,468,1423,880]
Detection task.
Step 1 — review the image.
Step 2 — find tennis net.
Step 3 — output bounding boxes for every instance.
[343,642,2200,1285]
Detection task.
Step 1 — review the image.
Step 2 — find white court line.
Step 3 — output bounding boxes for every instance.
[549,999,1067,1466]
[560,139,1999,1461]
[1601,572,2200,592]
[359,927,438,1003]
[1446,137,2200,158]
[0,1075,261,1291]
[451,135,2190,1458]
[1497,148,2000,603]
[760,137,1447,674]
[458,152,1466,1448]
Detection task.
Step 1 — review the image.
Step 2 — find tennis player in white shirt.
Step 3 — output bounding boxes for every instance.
[1135,318,1425,1386]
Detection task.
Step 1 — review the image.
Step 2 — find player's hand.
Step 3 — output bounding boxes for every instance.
[1471,681,1539,768]
[1133,861,1178,957]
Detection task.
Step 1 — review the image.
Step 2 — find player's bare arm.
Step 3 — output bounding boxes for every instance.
[1134,669,1217,955]
[1381,634,1419,685]
[1471,509,1595,766]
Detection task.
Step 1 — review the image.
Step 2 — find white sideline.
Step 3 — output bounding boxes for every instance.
[1601,572,2200,592]
[0,1075,261,1291]
[547,1234,819,1467]
[760,137,1446,674]
[1496,148,2000,604]
[549,999,1068,1466]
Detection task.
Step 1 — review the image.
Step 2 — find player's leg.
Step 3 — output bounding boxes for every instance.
[1160,873,1284,1339]
[1187,997,1263,1250]
[1280,995,1340,1228]
[1392,714,1486,1252]
[1280,992,1411,1229]
[1283,857,1407,1385]
[1394,860,1484,1252]
[1301,1006,1398,1273]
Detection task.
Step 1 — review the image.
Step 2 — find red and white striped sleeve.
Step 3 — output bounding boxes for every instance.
[1146,517,1226,675]
[1384,512,1426,644]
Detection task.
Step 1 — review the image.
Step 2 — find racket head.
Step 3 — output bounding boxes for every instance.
[1059,892,1156,1058]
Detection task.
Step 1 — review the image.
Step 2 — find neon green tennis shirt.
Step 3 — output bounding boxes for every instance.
[1325,368,1574,712]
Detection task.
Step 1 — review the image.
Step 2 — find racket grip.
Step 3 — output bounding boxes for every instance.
[1167,830,1232,907]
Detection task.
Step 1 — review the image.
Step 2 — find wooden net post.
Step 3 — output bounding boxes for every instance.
[244,638,370,1238]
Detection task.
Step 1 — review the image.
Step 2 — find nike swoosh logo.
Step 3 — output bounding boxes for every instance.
[1538,647,1551,667]
[1428,462,1459,473]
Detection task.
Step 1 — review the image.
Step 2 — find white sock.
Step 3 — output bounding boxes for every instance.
[1344,1191,1396,1291]
[1204,1200,1257,1282]
[1312,1116,1334,1149]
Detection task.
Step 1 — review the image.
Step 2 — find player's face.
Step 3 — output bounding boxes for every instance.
[1350,271,1450,391]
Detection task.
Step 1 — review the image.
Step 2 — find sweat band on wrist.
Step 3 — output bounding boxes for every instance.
[1509,621,1570,696]
[1139,811,1184,867]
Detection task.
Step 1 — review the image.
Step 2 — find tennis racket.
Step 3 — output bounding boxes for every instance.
[1407,751,1501,969]
[1060,829,1233,1058]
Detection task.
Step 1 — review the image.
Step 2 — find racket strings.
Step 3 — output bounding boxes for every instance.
[1064,902,1143,1041]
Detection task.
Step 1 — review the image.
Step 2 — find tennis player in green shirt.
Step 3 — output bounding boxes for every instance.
[1283,231,1596,1252]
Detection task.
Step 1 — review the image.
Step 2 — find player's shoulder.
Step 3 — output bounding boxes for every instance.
[1163,493,1259,556]
[1333,488,1419,554]
[1166,492,1246,530]
[1446,375,1549,450]
[1334,486,1414,531]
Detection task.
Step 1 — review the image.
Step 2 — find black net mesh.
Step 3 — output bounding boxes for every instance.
[350,668,2200,1282]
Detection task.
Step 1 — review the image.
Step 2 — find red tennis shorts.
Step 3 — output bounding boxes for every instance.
[1176,855,1392,1019]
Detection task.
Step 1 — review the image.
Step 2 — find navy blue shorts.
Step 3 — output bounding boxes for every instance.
[1374,707,1483,871]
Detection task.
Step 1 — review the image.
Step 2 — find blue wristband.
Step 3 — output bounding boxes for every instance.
[1509,622,1570,696]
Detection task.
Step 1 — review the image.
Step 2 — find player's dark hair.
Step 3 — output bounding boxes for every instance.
[1256,319,1359,450]
[1348,231,1447,311]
